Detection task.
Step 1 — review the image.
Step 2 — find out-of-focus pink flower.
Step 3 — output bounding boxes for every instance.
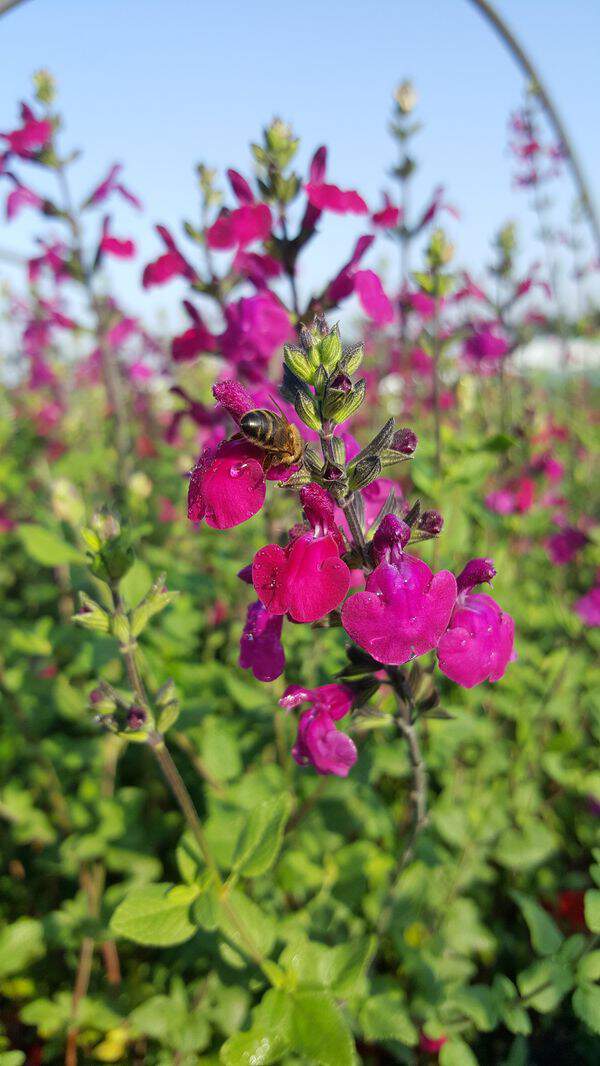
[206,202,271,250]
[300,145,328,235]
[142,225,196,288]
[158,498,179,523]
[86,163,142,210]
[226,168,255,205]
[0,506,16,533]
[28,241,69,284]
[574,583,600,627]
[1,116,52,157]
[437,558,514,688]
[239,601,285,682]
[6,182,43,220]
[280,683,356,777]
[253,484,350,624]
[128,361,153,382]
[485,476,535,515]
[404,289,436,320]
[463,324,510,373]
[106,316,137,348]
[419,1032,447,1054]
[354,270,394,326]
[417,185,459,229]
[233,249,281,289]
[371,193,400,228]
[220,292,293,378]
[453,273,487,303]
[411,346,434,377]
[171,301,216,362]
[546,526,588,565]
[99,216,135,258]
[342,552,456,666]
[305,181,368,215]
[327,235,375,304]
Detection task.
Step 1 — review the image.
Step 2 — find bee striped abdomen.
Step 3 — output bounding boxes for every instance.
[240,409,279,447]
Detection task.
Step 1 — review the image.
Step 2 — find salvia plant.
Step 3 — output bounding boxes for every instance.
[0,69,599,1066]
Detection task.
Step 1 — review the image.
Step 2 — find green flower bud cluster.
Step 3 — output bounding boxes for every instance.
[284,317,366,434]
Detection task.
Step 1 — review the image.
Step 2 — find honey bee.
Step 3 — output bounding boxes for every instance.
[239,408,303,469]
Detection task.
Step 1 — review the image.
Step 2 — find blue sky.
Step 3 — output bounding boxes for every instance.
[1,0,599,327]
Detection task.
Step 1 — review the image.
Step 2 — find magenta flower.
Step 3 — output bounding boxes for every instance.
[354,270,394,326]
[188,438,268,530]
[171,301,216,362]
[233,249,281,289]
[2,116,52,157]
[485,477,535,515]
[371,193,400,228]
[142,226,196,288]
[99,216,135,258]
[574,583,600,627]
[220,293,293,378]
[341,538,456,665]
[239,601,285,682]
[86,163,142,210]
[106,316,137,348]
[226,168,255,205]
[253,484,350,624]
[5,182,43,220]
[547,525,588,565]
[463,324,509,374]
[305,181,368,215]
[280,684,356,777]
[206,203,271,250]
[187,380,294,530]
[437,558,515,688]
[327,235,375,304]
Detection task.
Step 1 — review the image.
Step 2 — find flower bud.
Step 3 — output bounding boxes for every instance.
[372,514,411,566]
[348,455,381,492]
[294,391,322,432]
[127,705,147,730]
[418,509,444,536]
[392,427,418,455]
[456,557,496,594]
[395,80,418,114]
[130,574,177,636]
[319,331,342,373]
[284,343,317,384]
[73,593,110,633]
[340,343,364,376]
[89,687,116,715]
[323,379,366,424]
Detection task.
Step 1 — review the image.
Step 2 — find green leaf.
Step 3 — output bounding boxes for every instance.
[584,889,600,933]
[291,992,357,1066]
[359,991,418,1045]
[577,950,600,983]
[0,1053,26,1065]
[0,918,45,978]
[18,524,83,566]
[439,1038,479,1065]
[516,958,574,1012]
[511,891,563,955]
[220,989,292,1066]
[572,984,600,1035]
[218,890,276,959]
[232,795,292,878]
[110,883,199,946]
